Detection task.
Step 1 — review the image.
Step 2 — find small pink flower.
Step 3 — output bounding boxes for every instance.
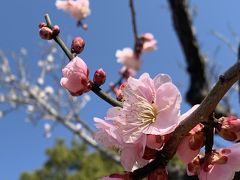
[94,73,182,171]
[55,0,90,21]
[177,105,205,164]
[118,73,181,143]
[217,116,240,141]
[141,33,157,53]
[116,48,141,70]
[60,56,90,96]
[188,143,240,180]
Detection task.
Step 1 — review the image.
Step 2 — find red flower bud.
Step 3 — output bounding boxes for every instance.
[71,37,85,54]
[39,26,53,40]
[93,68,106,86]
[217,116,240,141]
[52,25,60,36]
[38,22,47,28]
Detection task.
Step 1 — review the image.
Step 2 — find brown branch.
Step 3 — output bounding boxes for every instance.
[132,62,240,179]
[129,0,138,42]
[168,0,208,106]
[168,0,231,117]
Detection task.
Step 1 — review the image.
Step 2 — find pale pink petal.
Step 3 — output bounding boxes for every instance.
[155,82,181,111]
[223,143,240,171]
[180,105,200,122]
[176,135,199,164]
[153,73,172,90]
[199,164,235,180]
[120,146,137,171]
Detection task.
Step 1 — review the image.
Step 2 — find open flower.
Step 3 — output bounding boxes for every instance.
[55,0,90,21]
[116,48,141,71]
[187,143,240,180]
[97,73,181,144]
[60,56,90,96]
[117,73,181,143]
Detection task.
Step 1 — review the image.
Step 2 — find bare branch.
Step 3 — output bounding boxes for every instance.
[168,0,208,106]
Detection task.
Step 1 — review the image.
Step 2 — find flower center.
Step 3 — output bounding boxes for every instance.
[136,101,158,125]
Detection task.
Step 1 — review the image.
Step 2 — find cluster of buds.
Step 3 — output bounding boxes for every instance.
[39,22,60,40]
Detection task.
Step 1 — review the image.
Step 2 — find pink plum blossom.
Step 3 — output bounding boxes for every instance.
[216,116,240,141]
[55,0,90,21]
[96,73,181,144]
[60,56,90,96]
[116,48,141,71]
[116,73,181,143]
[141,33,157,53]
[187,143,240,180]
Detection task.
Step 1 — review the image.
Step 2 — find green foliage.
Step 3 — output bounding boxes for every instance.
[20,139,123,180]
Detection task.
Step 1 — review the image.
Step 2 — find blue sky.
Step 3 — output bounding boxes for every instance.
[0,0,240,179]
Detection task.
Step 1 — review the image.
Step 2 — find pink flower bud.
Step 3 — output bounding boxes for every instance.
[93,68,106,86]
[38,22,47,28]
[39,26,53,40]
[217,116,240,141]
[52,25,60,36]
[71,37,85,54]
[60,56,90,96]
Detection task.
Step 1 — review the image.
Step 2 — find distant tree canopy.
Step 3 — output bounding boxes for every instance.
[20,139,188,180]
[20,139,123,180]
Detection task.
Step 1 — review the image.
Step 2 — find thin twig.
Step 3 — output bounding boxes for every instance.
[168,0,208,106]
[129,0,138,42]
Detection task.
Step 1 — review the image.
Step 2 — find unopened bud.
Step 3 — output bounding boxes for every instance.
[52,25,60,36]
[93,68,106,86]
[39,22,47,28]
[39,26,53,40]
[71,37,85,54]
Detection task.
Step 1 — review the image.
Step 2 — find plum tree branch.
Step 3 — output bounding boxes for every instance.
[167,0,208,105]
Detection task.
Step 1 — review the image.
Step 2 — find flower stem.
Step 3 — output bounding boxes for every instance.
[92,85,123,107]
[43,14,123,108]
